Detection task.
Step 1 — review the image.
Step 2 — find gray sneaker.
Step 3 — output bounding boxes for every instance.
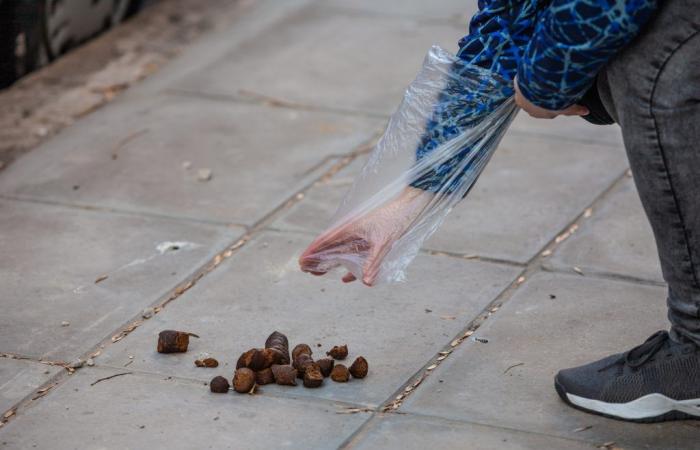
[555,330,700,422]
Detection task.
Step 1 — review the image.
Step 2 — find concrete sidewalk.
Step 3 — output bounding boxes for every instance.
[0,1,697,448]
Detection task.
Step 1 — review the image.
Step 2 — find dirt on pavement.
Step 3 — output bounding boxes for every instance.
[0,0,247,172]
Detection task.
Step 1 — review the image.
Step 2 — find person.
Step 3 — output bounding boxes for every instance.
[300,0,700,423]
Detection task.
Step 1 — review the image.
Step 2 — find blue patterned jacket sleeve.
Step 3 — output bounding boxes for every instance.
[517,0,658,110]
[410,0,539,192]
[412,0,657,192]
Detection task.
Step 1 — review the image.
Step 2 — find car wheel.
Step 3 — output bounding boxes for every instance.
[0,0,45,88]
[109,0,144,29]
[43,0,143,60]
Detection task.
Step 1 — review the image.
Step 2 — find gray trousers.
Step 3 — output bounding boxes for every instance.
[597,0,700,345]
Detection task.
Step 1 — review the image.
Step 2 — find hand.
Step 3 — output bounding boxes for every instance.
[514,77,589,119]
[299,186,433,286]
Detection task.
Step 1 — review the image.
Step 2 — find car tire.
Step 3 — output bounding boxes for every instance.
[0,0,143,89]
[0,0,45,88]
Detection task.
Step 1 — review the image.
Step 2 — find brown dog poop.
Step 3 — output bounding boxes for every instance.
[157,330,199,353]
[232,368,256,393]
[316,358,335,377]
[330,364,350,382]
[349,356,369,379]
[265,331,290,365]
[236,331,289,372]
[195,357,219,368]
[271,364,297,386]
[255,367,275,385]
[211,333,366,395]
[292,344,314,376]
[236,348,270,371]
[209,376,230,393]
[326,344,348,360]
[292,343,312,361]
[303,364,324,388]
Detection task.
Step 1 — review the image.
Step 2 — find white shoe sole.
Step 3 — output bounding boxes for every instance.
[567,392,700,420]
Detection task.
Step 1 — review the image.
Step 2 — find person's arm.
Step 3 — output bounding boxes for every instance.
[411,0,538,193]
[457,0,539,78]
[516,0,658,111]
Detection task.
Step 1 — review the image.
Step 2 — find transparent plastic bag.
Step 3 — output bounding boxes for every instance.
[299,45,519,285]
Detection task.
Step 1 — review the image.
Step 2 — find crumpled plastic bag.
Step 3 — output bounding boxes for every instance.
[299,45,519,285]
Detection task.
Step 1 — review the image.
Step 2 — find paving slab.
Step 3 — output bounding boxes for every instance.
[0,94,379,226]
[0,199,242,361]
[547,177,663,282]
[273,131,628,264]
[423,131,628,263]
[0,359,61,415]
[351,414,597,450]
[401,272,698,449]
[174,7,467,116]
[272,156,367,234]
[0,367,368,449]
[324,0,477,21]
[96,230,520,407]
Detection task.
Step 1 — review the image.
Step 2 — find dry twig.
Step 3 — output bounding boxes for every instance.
[90,372,132,386]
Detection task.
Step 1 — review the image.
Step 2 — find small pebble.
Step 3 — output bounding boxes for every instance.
[182,161,192,169]
[86,358,95,367]
[141,307,155,319]
[61,321,70,327]
[68,359,84,369]
[197,168,212,181]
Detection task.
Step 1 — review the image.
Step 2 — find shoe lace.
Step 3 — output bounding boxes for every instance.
[599,330,670,372]
[624,330,670,368]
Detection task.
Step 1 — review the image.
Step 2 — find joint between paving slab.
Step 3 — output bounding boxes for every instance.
[356,409,615,450]
[0,193,248,230]
[541,265,666,288]
[0,352,68,369]
[318,4,467,28]
[421,249,526,269]
[165,87,390,120]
